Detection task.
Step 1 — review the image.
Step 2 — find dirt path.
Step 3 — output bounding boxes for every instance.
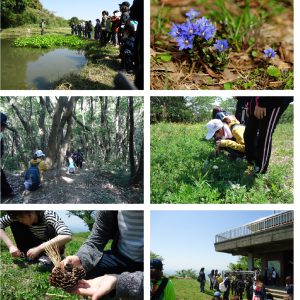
[2,166,143,204]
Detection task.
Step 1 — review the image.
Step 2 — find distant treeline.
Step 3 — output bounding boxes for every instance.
[1,0,68,28]
[150,96,293,124]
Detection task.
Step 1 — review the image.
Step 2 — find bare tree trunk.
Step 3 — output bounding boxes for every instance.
[130,141,143,185]
[129,97,136,175]
[115,96,121,160]
[39,97,47,150]
[46,97,68,168]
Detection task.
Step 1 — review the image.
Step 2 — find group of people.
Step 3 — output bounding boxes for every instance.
[69,1,142,77]
[201,268,294,300]
[0,210,144,299]
[206,97,293,174]
[65,149,84,174]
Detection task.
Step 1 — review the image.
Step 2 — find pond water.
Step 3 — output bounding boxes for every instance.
[1,38,87,90]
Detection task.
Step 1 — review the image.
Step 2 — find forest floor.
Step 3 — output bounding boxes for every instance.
[2,164,143,204]
[150,0,293,89]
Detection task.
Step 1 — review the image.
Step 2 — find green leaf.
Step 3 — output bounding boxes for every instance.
[267,65,281,78]
[224,82,232,90]
[251,50,258,58]
[154,40,163,45]
[158,53,172,62]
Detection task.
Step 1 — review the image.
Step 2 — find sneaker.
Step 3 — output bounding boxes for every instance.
[38,255,52,266]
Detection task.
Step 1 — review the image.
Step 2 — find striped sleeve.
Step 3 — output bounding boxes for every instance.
[0,215,12,230]
[43,211,72,236]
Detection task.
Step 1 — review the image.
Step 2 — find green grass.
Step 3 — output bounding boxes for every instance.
[14,34,91,49]
[172,278,251,300]
[151,122,293,203]
[0,230,90,300]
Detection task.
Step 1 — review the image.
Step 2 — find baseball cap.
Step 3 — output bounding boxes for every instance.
[150,259,163,270]
[119,1,130,7]
[206,119,223,140]
[35,150,45,157]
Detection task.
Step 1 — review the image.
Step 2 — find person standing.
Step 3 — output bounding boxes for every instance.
[271,267,277,286]
[244,97,293,174]
[150,259,175,300]
[1,112,15,199]
[198,267,206,293]
[40,19,46,35]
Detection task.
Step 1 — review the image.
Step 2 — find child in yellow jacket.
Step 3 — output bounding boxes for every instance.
[206,118,245,158]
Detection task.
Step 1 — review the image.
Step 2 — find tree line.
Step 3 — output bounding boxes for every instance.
[150,96,293,124]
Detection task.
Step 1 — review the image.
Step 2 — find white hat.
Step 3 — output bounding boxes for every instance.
[35,150,45,157]
[206,119,223,140]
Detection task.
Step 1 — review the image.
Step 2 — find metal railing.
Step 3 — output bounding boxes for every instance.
[215,211,293,243]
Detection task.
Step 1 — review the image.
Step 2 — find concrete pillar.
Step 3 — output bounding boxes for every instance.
[248,253,254,270]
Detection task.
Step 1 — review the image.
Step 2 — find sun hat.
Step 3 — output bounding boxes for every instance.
[206,119,224,140]
[35,150,45,157]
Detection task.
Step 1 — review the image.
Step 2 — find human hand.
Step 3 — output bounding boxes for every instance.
[71,275,117,300]
[254,105,266,119]
[60,255,82,269]
[215,140,221,155]
[9,245,22,257]
[26,246,42,259]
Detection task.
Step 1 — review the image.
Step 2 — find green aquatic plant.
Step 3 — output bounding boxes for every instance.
[14,34,89,49]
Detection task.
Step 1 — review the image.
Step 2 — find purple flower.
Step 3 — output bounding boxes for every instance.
[194,17,216,41]
[186,9,200,20]
[177,35,194,50]
[214,39,229,52]
[264,48,276,58]
[169,23,181,38]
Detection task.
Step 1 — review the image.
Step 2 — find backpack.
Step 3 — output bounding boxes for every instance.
[219,280,227,292]
[24,163,40,191]
[151,278,169,300]
[236,279,245,293]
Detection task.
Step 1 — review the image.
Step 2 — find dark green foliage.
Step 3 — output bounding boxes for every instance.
[69,17,80,26]
[175,269,197,280]
[67,211,95,231]
[228,256,261,271]
[1,0,68,28]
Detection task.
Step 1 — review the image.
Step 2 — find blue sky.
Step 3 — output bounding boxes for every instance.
[151,210,278,275]
[40,0,132,23]
[55,211,89,233]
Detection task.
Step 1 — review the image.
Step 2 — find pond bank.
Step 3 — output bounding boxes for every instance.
[1,29,135,90]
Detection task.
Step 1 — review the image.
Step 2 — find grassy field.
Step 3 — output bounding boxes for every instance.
[151,122,293,204]
[0,230,90,300]
[173,278,250,300]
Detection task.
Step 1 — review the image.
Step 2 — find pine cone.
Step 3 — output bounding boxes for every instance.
[49,265,86,291]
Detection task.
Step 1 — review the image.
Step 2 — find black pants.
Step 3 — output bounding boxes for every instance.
[10,221,62,257]
[1,168,14,197]
[10,222,42,254]
[244,103,289,173]
[86,249,143,279]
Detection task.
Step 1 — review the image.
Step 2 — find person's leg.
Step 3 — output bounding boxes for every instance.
[10,222,41,254]
[244,114,259,164]
[1,168,14,197]
[85,250,143,279]
[256,103,289,173]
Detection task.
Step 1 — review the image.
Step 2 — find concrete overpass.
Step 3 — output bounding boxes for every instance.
[214,211,293,285]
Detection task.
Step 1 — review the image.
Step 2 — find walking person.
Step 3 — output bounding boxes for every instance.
[198,267,206,293]
[244,97,293,174]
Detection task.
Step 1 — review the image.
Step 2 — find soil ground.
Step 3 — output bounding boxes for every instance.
[151,0,293,90]
[1,164,143,204]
